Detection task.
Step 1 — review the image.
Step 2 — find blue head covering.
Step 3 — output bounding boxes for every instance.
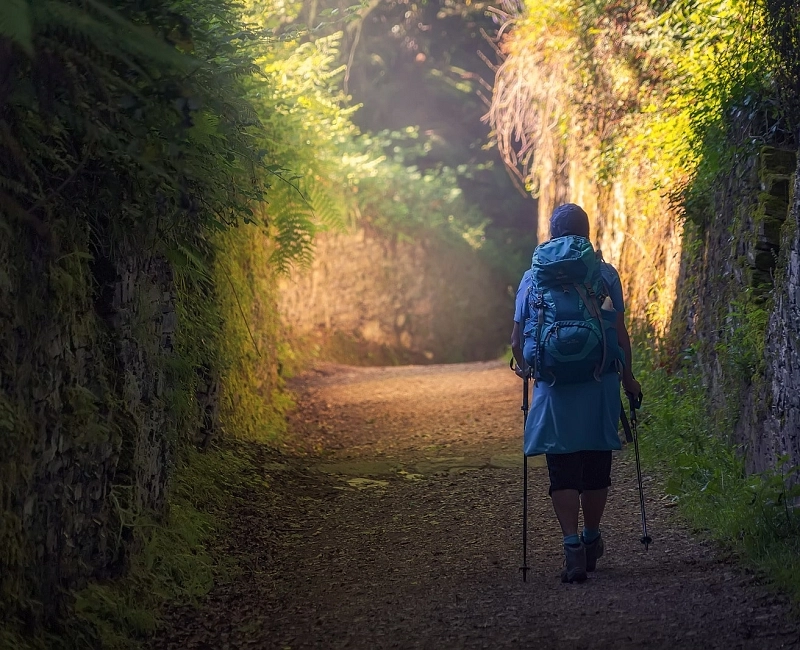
[549,203,589,238]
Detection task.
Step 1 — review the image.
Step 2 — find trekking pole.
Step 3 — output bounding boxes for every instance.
[627,391,652,550]
[522,372,531,581]
[511,358,531,581]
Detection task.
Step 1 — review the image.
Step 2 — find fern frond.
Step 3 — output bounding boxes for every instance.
[264,182,317,273]
[305,175,346,231]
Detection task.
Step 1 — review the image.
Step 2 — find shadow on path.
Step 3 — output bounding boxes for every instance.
[152,361,800,649]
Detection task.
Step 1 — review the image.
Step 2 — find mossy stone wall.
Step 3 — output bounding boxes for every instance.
[0,232,185,627]
[744,154,800,474]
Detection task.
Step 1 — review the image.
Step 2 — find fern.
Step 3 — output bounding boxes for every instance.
[264,180,317,273]
[304,173,346,230]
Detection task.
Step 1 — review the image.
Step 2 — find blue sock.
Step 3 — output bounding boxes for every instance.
[582,527,600,543]
[564,533,581,546]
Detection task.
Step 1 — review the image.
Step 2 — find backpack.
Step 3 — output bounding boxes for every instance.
[522,235,622,384]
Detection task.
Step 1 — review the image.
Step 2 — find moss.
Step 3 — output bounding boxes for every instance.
[214,226,290,443]
[759,147,797,181]
[58,444,264,649]
[757,192,790,222]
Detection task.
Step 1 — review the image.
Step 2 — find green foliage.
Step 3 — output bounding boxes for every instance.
[719,296,770,380]
[491,0,780,217]
[244,28,354,271]
[344,128,526,278]
[2,0,268,240]
[353,132,484,236]
[0,0,33,54]
[334,0,534,242]
[651,0,786,224]
[0,0,526,644]
[636,349,800,602]
[67,445,262,649]
[0,0,319,639]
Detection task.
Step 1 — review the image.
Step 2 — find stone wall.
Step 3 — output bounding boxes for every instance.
[0,238,181,625]
[278,227,510,364]
[746,154,800,474]
[678,146,798,474]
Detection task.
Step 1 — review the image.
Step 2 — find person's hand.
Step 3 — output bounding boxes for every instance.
[623,376,641,401]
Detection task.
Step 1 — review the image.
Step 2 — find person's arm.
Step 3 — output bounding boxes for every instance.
[511,272,531,378]
[511,321,526,377]
[616,311,641,397]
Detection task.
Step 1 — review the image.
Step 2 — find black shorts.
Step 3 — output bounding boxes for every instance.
[545,450,613,495]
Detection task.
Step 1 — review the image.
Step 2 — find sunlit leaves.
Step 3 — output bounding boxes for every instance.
[490,0,776,206]
[648,0,774,161]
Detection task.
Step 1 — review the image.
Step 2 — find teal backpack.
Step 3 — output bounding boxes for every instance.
[522,235,622,384]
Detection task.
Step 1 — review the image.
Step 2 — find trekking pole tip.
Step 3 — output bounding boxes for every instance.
[520,565,529,582]
[641,535,652,550]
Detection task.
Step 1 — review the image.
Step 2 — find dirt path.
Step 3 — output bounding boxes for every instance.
[154,361,800,649]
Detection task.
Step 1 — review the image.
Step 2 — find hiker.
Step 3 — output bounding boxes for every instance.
[510,203,641,584]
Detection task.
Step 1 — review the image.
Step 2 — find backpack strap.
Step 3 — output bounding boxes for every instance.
[530,291,556,386]
[535,292,545,382]
[574,282,608,382]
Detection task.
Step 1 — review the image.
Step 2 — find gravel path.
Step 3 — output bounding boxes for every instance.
[153,361,800,649]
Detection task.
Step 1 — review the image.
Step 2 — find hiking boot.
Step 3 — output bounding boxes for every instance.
[583,534,604,572]
[560,543,587,584]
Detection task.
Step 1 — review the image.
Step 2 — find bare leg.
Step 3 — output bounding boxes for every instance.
[550,489,580,536]
[581,488,609,530]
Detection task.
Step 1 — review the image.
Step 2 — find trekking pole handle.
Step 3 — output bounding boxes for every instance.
[626,391,643,414]
[626,391,643,409]
[510,358,532,378]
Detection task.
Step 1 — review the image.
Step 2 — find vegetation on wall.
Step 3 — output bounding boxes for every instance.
[486,0,794,385]
[489,0,776,207]
[340,0,536,269]
[490,0,800,596]
[637,350,800,602]
[0,0,518,644]
[0,0,275,634]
